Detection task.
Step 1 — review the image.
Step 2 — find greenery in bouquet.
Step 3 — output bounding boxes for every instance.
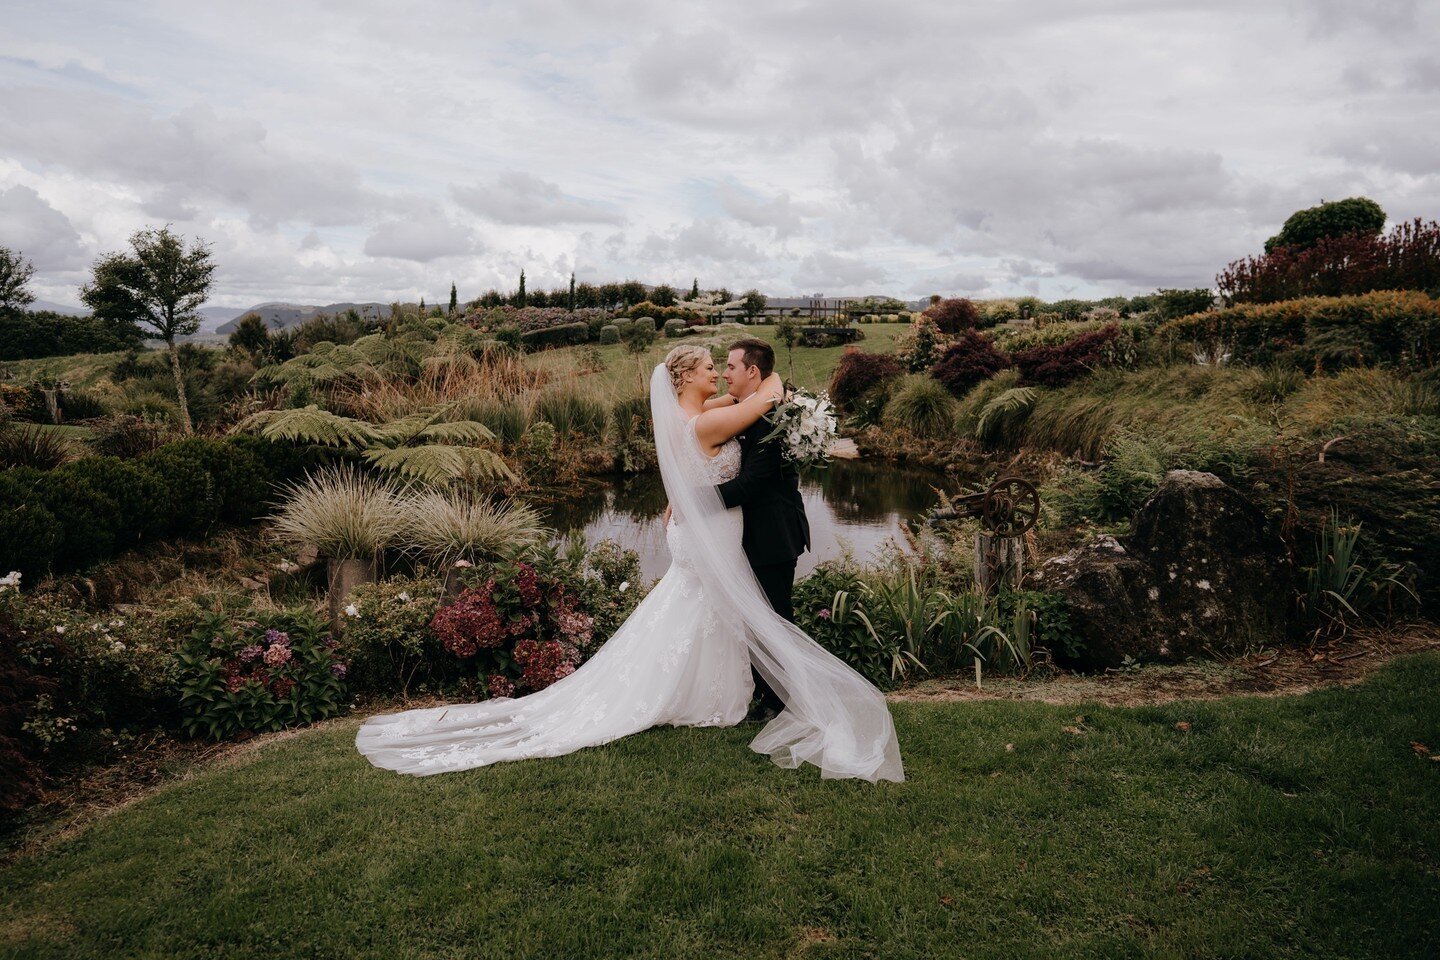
[760,388,840,469]
[176,609,348,740]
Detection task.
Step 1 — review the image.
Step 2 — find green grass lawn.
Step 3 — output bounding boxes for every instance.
[528,322,911,405]
[3,653,1437,959]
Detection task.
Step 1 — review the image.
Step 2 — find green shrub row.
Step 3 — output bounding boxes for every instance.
[0,435,320,578]
[1157,290,1440,369]
[519,321,591,350]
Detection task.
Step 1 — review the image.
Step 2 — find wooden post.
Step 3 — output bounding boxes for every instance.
[975,532,1023,593]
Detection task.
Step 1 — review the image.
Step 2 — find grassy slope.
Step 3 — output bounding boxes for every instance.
[526,323,912,405]
[2,352,135,391]
[2,653,1436,960]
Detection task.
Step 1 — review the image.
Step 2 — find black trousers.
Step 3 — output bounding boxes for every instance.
[749,560,795,712]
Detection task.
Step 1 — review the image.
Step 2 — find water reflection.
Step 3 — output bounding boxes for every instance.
[545,460,944,583]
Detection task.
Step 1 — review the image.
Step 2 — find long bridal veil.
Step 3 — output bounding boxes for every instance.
[651,364,904,783]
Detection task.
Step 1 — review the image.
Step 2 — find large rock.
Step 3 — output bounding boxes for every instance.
[1036,470,1291,669]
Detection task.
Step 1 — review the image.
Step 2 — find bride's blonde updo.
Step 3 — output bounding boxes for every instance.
[664,344,711,392]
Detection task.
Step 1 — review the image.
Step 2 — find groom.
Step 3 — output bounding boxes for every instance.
[718,338,811,722]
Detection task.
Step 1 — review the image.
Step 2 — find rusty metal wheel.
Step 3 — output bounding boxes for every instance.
[981,477,1040,536]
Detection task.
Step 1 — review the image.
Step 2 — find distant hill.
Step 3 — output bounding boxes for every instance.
[28,300,243,336]
[215,302,390,335]
[30,299,87,316]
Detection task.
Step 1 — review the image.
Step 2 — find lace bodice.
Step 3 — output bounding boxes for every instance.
[688,417,741,483]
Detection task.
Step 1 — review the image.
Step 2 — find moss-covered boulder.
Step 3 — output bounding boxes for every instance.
[1037,470,1292,668]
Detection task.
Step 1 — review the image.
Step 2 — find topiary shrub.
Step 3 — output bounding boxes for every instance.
[147,437,267,525]
[1159,290,1440,370]
[599,324,620,345]
[931,330,1012,398]
[663,318,689,338]
[15,467,122,571]
[0,472,60,578]
[139,444,219,537]
[520,321,590,350]
[1013,323,1122,387]
[829,348,905,412]
[53,458,169,547]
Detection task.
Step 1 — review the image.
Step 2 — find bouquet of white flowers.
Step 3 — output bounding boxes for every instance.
[761,388,847,469]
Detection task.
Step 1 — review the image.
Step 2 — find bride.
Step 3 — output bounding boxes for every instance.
[355,345,904,783]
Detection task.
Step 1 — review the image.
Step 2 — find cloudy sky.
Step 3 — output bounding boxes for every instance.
[1,0,1438,310]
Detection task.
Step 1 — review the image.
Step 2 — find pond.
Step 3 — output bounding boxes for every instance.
[546,460,947,583]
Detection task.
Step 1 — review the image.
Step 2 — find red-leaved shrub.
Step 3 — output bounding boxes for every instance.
[1013,324,1121,387]
[931,331,1012,397]
[923,298,983,334]
[1218,218,1440,305]
[829,348,905,410]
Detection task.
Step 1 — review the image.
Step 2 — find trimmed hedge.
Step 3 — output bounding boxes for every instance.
[520,321,590,350]
[599,324,620,345]
[1158,289,1440,370]
[0,435,315,578]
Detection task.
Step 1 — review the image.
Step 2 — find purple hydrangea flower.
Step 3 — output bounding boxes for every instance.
[263,628,290,647]
[239,644,264,662]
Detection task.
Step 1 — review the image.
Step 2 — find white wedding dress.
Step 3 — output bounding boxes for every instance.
[355,365,904,783]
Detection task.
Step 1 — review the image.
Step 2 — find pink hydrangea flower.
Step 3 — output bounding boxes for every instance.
[263,645,292,667]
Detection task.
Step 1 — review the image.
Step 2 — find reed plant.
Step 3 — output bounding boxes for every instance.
[533,389,609,440]
[455,397,532,448]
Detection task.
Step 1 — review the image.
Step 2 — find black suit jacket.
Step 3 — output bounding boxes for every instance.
[717,425,811,568]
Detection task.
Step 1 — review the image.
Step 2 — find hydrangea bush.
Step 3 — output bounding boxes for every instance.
[176,610,347,740]
[433,561,597,696]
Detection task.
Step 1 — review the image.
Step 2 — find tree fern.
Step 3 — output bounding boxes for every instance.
[976,387,1037,444]
[363,445,515,484]
[244,406,379,447]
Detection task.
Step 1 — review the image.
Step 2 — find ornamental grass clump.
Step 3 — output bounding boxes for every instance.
[883,375,959,439]
[270,464,404,561]
[400,489,546,569]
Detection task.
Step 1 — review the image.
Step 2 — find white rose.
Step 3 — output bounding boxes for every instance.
[344,603,360,617]
[54,625,66,634]
[397,591,411,602]
[619,581,630,593]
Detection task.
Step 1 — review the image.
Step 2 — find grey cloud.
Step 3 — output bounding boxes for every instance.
[0,185,86,270]
[452,172,624,226]
[0,89,380,228]
[364,212,479,263]
[715,184,806,237]
[639,220,769,266]
[791,252,887,291]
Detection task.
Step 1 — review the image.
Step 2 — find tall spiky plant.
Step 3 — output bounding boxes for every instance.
[400,489,546,568]
[269,465,405,561]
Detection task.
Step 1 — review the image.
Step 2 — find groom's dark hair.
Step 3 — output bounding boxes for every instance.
[729,338,774,378]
